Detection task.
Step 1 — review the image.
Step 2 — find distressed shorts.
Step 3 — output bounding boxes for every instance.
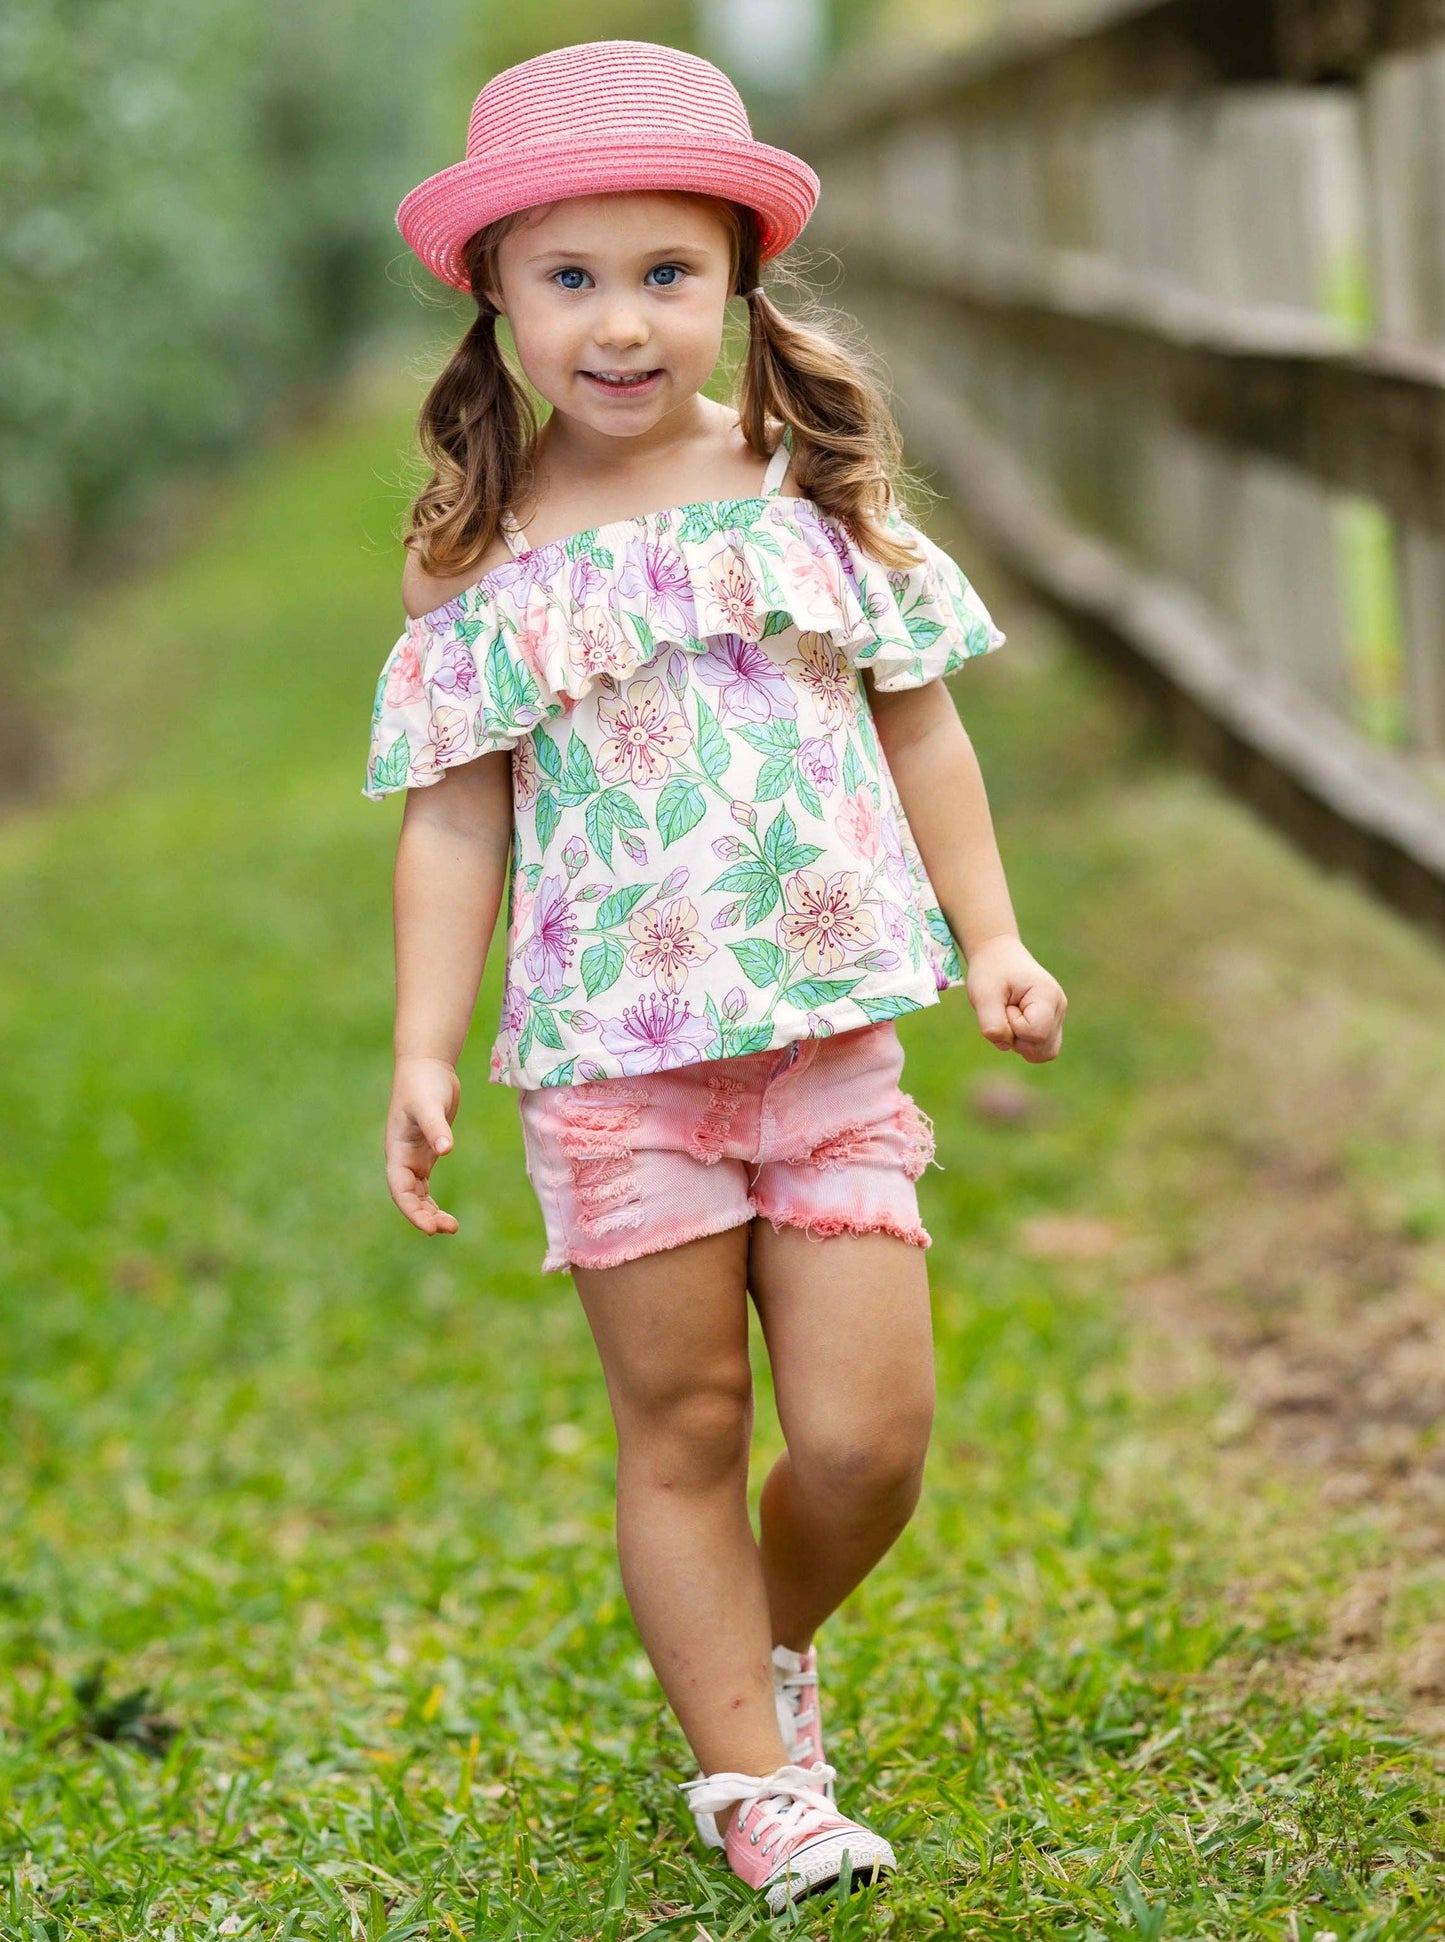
[516,1019,940,1275]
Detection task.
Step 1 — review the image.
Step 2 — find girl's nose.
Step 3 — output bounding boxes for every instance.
[593,304,649,349]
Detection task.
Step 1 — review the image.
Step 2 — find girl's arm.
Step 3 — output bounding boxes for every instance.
[867,675,1066,1063]
[386,750,514,1232]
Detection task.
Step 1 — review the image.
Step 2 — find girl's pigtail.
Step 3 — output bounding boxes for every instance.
[404,221,540,580]
[736,236,928,573]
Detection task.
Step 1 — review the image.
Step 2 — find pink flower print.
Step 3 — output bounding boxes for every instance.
[780,538,847,627]
[512,736,540,810]
[835,786,882,860]
[884,902,909,945]
[730,800,758,829]
[432,639,480,698]
[696,634,797,726]
[855,947,901,972]
[385,629,425,707]
[659,866,689,896]
[410,704,470,783]
[712,900,745,928]
[722,987,747,1021]
[626,895,717,994]
[515,583,567,694]
[595,676,689,788]
[786,632,855,730]
[575,604,635,680]
[561,835,588,877]
[711,834,747,860]
[510,879,537,942]
[704,548,763,640]
[597,991,719,1072]
[619,828,649,866]
[568,1008,598,1032]
[520,872,577,997]
[798,736,838,797]
[776,868,878,975]
[619,534,697,638]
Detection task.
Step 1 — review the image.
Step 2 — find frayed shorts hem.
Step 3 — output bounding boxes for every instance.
[538,1200,932,1275]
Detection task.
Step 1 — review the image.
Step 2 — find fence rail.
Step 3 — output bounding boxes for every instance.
[799,0,1445,937]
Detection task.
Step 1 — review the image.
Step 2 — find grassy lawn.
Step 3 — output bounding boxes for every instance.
[1,350,1443,1939]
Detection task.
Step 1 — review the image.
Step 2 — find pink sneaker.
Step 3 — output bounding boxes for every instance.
[678,1761,895,1915]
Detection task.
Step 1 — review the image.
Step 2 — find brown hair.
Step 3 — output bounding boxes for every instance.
[401,197,930,579]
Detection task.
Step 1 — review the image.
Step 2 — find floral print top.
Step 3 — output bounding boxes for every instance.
[364,437,1005,1089]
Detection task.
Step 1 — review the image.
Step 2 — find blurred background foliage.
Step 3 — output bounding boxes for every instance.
[0,0,1002,573]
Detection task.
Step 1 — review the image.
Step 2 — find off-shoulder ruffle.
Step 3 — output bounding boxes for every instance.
[363,494,1004,800]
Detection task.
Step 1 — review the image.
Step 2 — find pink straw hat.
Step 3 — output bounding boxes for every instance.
[395,39,821,294]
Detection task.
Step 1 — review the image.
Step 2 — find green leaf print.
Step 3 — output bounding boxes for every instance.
[842,738,867,798]
[744,879,781,926]
[762,806,824,875]
[534,789,560,855]
[754,753,796,803]
[783,976,861,1008]
[564,733,599,799]
[370,734,410,792]
[531,1005,565,1050]
[762,806,798,870]
[738,720,800,757]
[855,993,925,1021]
[581,935,626,999]
[729,939,787,988]
[607,789,648,832]
[905,615,946,651]
[486,635,538,720]
[676,500,763,543]
[795,771,823,821]
[533,729,563,780]
[593,546,614,570]
[585,796,614,868]
[596,883,653,929]
[656,778,707,848]
[706,859,774,897]
[761,610,793,638]
[727,1025,775,1056]
[694,695,730,783]
[540,1058,579,1086]
[624,609,656,658]
[565,528,599,560]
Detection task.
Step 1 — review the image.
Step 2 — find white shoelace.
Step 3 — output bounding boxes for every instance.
[679,1761,841,1860]
[776,1660,817,1738]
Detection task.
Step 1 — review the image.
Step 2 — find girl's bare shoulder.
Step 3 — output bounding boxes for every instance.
[401,532,514,621]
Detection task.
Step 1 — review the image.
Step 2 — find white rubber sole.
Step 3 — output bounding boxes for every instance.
[762,1827,897,1913]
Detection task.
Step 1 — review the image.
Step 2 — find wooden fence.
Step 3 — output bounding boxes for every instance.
[796,0,1445,935]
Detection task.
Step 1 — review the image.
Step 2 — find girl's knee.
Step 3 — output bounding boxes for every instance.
[618,1368,754,1490]
[790,1401,933,1505]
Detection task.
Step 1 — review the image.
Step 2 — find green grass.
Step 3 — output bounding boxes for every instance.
[1,356,1443,1938]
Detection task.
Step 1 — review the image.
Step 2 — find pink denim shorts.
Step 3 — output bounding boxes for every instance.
[516,1020,939,1275]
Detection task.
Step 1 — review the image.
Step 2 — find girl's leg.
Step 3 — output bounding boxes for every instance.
[746,1226,935,1652]
[572,1223,793,1795]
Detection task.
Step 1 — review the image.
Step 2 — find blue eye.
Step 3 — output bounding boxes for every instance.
[550,264,687,291]
[648,264,684,287]
[554,268,589,291]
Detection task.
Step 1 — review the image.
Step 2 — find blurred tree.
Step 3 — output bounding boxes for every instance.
[0,0,466,563]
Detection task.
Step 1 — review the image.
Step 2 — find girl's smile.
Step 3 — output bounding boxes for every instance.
[581,367,665,397]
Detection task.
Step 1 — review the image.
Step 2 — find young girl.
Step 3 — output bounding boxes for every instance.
[366,39,1066,1917]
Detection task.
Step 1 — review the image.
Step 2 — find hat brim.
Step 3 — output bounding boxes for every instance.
[395,133,821,292]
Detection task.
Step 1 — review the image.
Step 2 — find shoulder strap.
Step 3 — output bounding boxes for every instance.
[499,507,530,558]
[761,428,792,497]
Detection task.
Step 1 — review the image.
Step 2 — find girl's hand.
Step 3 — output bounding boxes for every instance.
[965,934,1067,1063]
[386,1056,462,1234]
